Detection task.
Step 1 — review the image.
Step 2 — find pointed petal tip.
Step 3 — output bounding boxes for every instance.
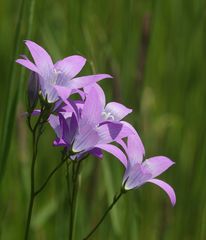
[72,54,87,62]
[104,74,113,78]
[147,179,176,206]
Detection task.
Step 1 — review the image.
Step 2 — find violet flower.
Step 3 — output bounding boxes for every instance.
[16,40,112,103]
[122,135,176,206]
[49,87,134,163]
[84,83,132,122]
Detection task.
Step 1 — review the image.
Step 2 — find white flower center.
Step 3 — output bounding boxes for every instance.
[101,111,115,121]
[51,68,62,84]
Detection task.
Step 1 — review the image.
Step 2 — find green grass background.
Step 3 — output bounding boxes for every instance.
[0,0,206,239]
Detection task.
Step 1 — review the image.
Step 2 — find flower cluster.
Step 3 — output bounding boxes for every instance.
[17,40,176,206]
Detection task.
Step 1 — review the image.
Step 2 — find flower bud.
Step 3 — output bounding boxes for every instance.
[27,72,40,112]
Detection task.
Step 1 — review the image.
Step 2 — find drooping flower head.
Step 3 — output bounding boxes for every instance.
[121,135,176,206]
[16,40,112,103]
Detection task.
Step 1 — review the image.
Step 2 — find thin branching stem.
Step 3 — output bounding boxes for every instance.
[24,114,41,240]
[35,156,69,196]
[69,160,82,240]
[83,189,125,240]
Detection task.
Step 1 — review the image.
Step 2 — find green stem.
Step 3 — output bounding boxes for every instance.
[69,161,81,240]
[83,190,125,240]
[24,109,44,240]
[24,127,38,240]
[35,156,69,197]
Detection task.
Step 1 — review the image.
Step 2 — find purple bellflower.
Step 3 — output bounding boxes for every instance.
[49,87,136,164]
[16,40,112,103]
[84,83,132,122]
[121,135,176,206]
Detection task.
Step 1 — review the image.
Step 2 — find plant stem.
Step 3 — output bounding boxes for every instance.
[24,127,38,240]
[24,109,44,240]
[83,190,125,240]
[35,156,69,196]
[69,161,81,240]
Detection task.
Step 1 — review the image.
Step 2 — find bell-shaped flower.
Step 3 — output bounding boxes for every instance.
[122,135,176,206]
[16,40,112,103]
[84,83,132,122]
[49,87,134,163]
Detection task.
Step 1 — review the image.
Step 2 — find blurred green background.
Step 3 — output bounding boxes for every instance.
[1,0,206,239]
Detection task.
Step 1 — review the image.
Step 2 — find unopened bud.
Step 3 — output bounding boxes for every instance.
[28,72,39,111]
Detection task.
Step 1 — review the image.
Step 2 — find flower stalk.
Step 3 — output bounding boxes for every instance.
[24,107,65,240]
[24,112,43,240]
[69,160,82,240]
[83,188,126,240]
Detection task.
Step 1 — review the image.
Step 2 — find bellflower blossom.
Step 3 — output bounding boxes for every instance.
[49,87,136,164]
[16,40,112,103]
[84,83,132,122]
[121,135,176,206]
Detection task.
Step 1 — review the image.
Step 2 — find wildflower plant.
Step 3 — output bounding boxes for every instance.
[17,40,176,240]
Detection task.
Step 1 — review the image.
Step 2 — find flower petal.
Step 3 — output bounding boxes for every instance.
[123,163,151,190]
[59,113,78,145]
[147,179,176,206]
[80,87,103,126]
[55,55,86,83]
[89,148,103,159]
[96,143,127,167]
[49,114,61,138]
[25,40,54,80]
[97,122,133,144]
[67,74,112,89]
[121,121,145,155]
[84,83,106,108]
[105,102,132,121]
[16,59,40,73]
[53,138,67,147]
[142,156,174,179]
[55,86,72,102]
[72,124,99,152]
[127,134,144,165]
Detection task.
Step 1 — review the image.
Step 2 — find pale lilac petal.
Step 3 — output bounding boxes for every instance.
[147,179,176,206]
[61,100,83,119]
[60,110,73,119]
[80,87,103,126]
[73,89,102,152]
[67,74,112,89]
[55,86,78,117]
[55,55,86,83]
[97,122,133,144]
[16,59,39,73]
[49,114,61,138]
[123,163,152,190]
[71,89,85,100]
[142,156,175,179]
[72,124,99,152]
[25,40,54,71]
[54,86,72,102]
[25,40,54,80]
[121,121,145,155]
[96,143,127,167]
[116,139,127,152]
[127,134,144,165]
[105,102,132,121]
[44,85,59,103]
[84,83,106,108]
